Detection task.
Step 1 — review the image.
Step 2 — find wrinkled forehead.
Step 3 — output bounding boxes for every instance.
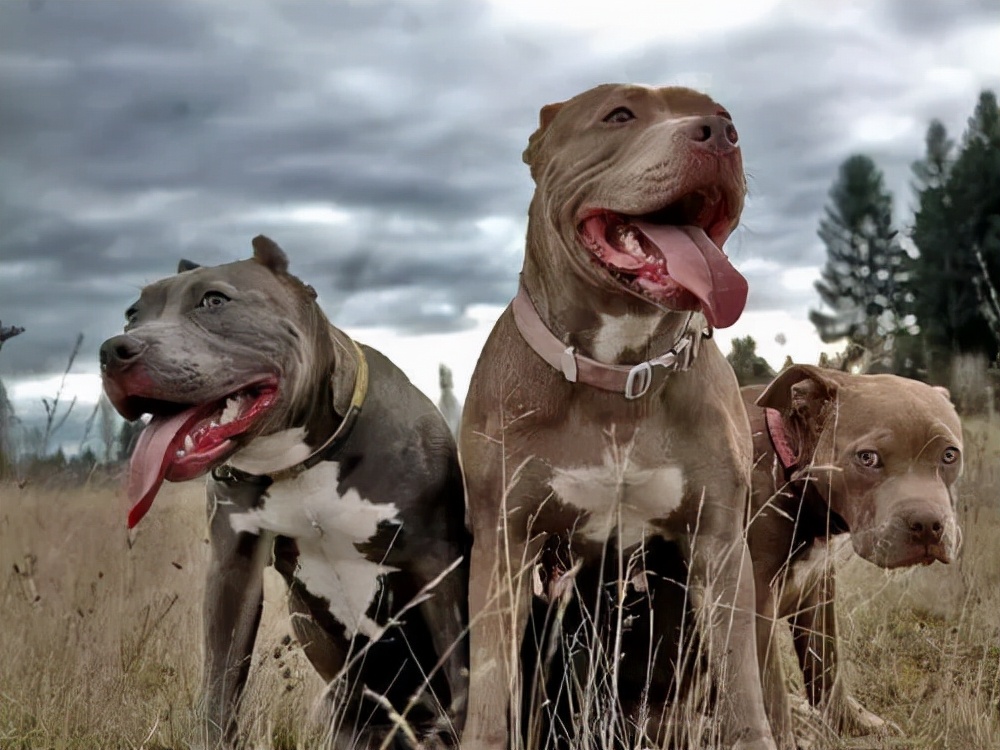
[138,259,282,305]
[838,383,964,448]
[564,84,725,122]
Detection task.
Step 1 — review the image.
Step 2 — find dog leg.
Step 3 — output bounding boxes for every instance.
[464,520,537,750]
[409,543,470,745]
[789,569,898,737]
[689,529,777,750]
[755,590,796,750]
[200,482,272,749]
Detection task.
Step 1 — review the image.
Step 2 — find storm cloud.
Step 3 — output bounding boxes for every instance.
[1,0,998,422]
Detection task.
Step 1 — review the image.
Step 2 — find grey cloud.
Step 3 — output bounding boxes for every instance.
[2,0,999,401]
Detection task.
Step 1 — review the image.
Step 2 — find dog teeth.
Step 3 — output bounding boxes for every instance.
[184,435,195,452]
[220,397,241,426]
[617,227,645,258]
[176,449,186,459]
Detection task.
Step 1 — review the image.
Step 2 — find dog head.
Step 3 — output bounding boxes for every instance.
[756,365,964,568]
[100,236,340,528]
[522,83,748,328]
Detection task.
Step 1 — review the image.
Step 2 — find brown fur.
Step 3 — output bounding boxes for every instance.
[460,84,776,750]
[744,365,963,746]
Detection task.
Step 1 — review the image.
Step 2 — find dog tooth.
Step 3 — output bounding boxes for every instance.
[220,398,240,426]
[184,435,195,452]
[176,449,186,458]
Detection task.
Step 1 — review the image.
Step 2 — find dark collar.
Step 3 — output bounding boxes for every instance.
[511,281,710,400]
[764,407,850,537]
[212,338,369,485]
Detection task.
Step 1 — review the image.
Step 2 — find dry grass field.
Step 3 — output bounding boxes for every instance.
[0,417,997,750]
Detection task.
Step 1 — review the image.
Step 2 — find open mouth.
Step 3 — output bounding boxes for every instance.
[122,378,278,529]
[577,189,748,328]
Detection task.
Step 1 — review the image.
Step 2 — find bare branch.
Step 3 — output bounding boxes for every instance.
[40,332,85,455]
[0,321,26,353]
[972,244,1000,350]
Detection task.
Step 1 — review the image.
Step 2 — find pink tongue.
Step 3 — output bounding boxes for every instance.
[126,407,198,529]
[632,222,748,328]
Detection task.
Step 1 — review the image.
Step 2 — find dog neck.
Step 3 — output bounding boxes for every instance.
[223,333,369,480]
[763,407,850,538]
[512,281,708,400]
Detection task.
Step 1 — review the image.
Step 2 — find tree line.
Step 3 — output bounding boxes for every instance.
[808,89,999,381]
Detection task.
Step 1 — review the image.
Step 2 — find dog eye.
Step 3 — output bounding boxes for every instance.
[941,447,960,465]
[200,291,230,308]
[856,450,882,468]
[124,306,139,327]
[603,107,635,124]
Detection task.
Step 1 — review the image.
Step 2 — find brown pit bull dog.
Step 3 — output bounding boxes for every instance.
[100,238,468,749]
[460,83,777,750]
[744,365,963,747]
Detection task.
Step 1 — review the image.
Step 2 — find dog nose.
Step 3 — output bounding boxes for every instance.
[100,335,146,372]
[684,115,739,152]
[904,510,946,546]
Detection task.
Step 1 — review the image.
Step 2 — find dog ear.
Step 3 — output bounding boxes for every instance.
[251,235,289,274]
[932,385,953,402]
[177,259,200,273]
[758,365,841,466]
[756,364,839,421]
[522,101,565,177]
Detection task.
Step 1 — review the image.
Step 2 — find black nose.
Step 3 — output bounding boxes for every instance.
[685,115,739,153]
[905,510,946,546]
[99,335,146,372]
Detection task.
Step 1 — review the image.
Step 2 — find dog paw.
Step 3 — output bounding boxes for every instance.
[832,694,901,736]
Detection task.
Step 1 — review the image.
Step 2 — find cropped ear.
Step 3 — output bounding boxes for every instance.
[522,100,565,178]
[757,364,842,466]
[177,259,200,273]
[251,235,289,274]
[756,364,840,424]
[932,385,952,402]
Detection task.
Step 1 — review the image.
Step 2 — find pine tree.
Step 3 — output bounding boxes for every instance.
[910,90,1000,375]
[809,155,914,369]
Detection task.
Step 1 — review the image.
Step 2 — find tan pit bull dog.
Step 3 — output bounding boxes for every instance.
[460,84,777,750]
[744,365,963,747]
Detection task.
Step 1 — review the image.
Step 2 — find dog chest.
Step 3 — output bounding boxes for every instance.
[548,451,685,547]
[228,461,399,639]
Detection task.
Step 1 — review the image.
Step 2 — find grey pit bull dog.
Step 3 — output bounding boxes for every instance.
[460,83,777,749]
[100,237,468,749]
[744,365,963,747]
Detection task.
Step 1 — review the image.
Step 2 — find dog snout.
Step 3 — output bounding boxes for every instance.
[904,509,947,546]
[100,334,146,373]
[684,115,739,153]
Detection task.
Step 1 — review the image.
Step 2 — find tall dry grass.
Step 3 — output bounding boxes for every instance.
[0,416,997,749]
[0,479,322,749]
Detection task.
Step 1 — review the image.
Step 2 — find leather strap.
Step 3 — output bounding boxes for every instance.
[213,337,369,483]
[511,283,707,400]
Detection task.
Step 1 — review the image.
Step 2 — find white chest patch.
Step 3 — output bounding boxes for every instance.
[590,312,662,363]
[228,427,313,475]
[229,461,399,639]
[549,450,685,547]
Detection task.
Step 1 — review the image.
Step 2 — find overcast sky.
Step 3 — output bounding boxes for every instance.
[2,0,999,452]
